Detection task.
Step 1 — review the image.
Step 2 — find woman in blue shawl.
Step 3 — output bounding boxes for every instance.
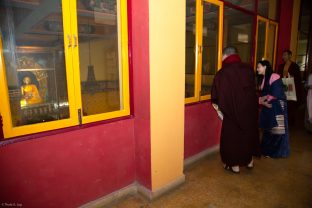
[257,60,290,158]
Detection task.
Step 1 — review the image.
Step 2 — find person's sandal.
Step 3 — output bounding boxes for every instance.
[224,165,240,174]
[247,160,254,169]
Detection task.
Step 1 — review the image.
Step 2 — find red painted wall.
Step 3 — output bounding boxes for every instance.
[0,115,3,139]
[0,119,135,208]
[128,0,151,189]
[0,1,152,207]
[276,0,294,68]
[184,102,222,159]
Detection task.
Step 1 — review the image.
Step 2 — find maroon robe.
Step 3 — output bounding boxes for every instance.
[277,62,303,103]
[211,54,260,166]
[277,62,303,125]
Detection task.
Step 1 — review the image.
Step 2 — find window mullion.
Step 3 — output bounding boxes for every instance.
[196,0,203,101]
[63,0,80,125]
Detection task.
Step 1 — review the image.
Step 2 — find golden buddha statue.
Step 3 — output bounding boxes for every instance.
[20,76,42,107]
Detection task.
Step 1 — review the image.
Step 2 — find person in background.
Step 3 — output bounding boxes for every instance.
[305,71,312,132]
[211,46,260,173]
[257,60,290,158]
[277,50,303,126]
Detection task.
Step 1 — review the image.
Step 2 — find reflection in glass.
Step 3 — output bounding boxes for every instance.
[0,0,70,126]
[224,0,255,11]
[296,0,311,72]
[258,0,277,20]
[201,2,219,96]
[258,0,268,17]
[256,20,266,62]
[185,0,196,98]
[77,0,122,116]
[223,6,253,63]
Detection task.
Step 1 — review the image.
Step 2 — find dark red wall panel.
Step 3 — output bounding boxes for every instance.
[276,0,294,68]
[0,119,135,208]
[184,102,222,159]
[129,0,152,189]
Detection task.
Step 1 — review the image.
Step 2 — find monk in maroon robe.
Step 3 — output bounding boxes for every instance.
[211,46,260,173]
[277,50,303,126]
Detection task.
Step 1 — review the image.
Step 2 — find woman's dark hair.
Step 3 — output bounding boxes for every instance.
[257,60,273,89]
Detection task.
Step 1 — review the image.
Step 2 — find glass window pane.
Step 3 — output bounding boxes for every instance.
[296,0,311,72]
[296,31,308,72]
[258,0,268,17]
[223,6,253,64]
[0,0,70,127]
[258,0,277,20]
[201,2,220,96]
[77,0,122,116]
[224,0,255,11]
[256,20,266,62]
[267,23,277,66]
[185,0,196,98]
[268,0,278,20]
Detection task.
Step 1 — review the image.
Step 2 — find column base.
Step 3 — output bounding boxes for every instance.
[80,175,186,207]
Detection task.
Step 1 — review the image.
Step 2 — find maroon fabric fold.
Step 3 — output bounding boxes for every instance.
[212,55,260,166]
[222,54,241,66]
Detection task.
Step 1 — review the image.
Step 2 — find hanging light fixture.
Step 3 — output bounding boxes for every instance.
[86,20,97,92]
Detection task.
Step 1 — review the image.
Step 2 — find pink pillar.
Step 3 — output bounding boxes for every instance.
[128,0,152,189]
[276,0,294,68]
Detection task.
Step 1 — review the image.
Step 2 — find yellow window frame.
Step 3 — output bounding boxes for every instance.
[0,0,130,139]
[254,15,278,69]
[69,0,130,124]
[0,0,78,139]
[269,21,278,70]
[185,0,223,104]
